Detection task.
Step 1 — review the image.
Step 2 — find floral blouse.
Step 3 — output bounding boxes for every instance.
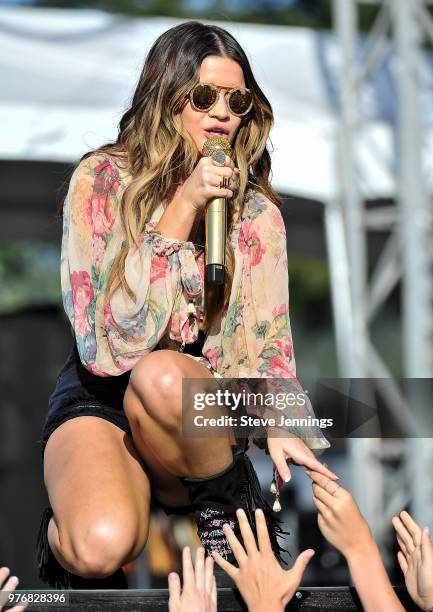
[60,153,330,453]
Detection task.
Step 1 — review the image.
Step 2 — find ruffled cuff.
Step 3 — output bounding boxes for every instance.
[227,378,331,455]
[139,221,196,256]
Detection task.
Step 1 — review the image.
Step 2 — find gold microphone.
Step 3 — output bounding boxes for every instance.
[202,136,233,284]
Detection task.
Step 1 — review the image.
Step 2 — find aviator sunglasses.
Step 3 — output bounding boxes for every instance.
[188,82,253,117]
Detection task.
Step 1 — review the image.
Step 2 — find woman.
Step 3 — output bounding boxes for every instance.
[36,21,335,589]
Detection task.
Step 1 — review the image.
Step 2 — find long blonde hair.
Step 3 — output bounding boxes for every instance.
[80,21,281,332]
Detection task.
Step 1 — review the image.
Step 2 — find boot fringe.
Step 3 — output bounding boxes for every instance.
[36,506,73,589]
[241,453,292,566]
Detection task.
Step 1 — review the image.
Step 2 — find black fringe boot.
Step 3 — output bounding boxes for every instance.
[180,445,291,566]
[36,506,128,589]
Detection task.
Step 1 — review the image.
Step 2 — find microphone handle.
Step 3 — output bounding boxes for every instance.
[205,196,227,284]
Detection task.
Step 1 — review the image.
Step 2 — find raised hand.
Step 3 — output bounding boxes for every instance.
[0,567,27,612]
[168,546,217,612]
[392,510,433,612]
[305,469,373,557]
[212,508,315,612]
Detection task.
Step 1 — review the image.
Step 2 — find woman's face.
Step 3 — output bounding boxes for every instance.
[181,55,245,153]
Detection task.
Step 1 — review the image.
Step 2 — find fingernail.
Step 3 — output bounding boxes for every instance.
[425,526,430,535]
[11,576,18,584]
[284,475,291,482]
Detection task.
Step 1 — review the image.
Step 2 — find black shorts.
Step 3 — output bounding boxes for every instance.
[37,331,206,463]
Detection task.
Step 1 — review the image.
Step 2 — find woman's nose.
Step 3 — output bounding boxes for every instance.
[209,92,230,120]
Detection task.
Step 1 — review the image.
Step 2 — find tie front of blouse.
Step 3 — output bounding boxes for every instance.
[60,153,331,453]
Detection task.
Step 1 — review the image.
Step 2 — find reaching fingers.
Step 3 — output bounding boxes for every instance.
[396,533,410,559]
[236,509,258,558]
[290,549,315,582]
[194,546,205,590]
[392,517,415,554]
[205,554,214,593]
[304,462,339,481]
[168,572,181,607]
[397,550,408,575]
[312,482,337,507]
[222,523,248,566]
[255,508,273,555]
[181,546,195,590]
[211,574,217,608]
[312,494,330,518]
[421,526,433,565]
[396,533,409,558]
[399,511,422,547]
[211,550,238,580]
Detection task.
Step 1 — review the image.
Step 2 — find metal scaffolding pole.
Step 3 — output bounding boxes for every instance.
[393,0,433,531]
[333,0,382,537]
[330,0,433,549]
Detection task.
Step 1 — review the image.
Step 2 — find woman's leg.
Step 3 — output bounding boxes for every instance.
[123,351,287,568]
[123,349,234,506]
[43,416,151,579]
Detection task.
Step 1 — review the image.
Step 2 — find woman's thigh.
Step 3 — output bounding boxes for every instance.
[44,415,151,575]
[124,350,235,507]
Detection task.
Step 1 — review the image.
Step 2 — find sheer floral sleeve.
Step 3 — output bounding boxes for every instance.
[235,193,331,453]
[61,155,204,376]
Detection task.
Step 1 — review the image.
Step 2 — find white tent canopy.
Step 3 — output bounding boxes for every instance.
[2,6,433,201]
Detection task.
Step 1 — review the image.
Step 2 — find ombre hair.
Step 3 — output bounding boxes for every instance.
[80,21,281,332]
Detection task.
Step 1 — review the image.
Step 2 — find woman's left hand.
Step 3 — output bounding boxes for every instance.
[266,431,338,483]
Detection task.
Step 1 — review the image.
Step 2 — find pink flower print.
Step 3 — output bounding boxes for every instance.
[71,271,94,336]
[89,192,115,236]
[94,160,121,196]
[268,354,295,378]
[238,218,267,266]
[196,254,205,282]
[150,254,169,284]
[103,302,115,329]
[272,303,287,318]
[271,206,286,234]
[204,346,220,370]
[275,337,293,362]
[93,234,106,268]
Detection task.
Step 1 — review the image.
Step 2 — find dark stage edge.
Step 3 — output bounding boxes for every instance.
[8,587,417,611]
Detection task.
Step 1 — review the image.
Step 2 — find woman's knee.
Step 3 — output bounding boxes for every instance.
[53,510,148,579]
[126,351,185,430]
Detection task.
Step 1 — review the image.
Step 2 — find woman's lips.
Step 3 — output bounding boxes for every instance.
[204,129,229,139]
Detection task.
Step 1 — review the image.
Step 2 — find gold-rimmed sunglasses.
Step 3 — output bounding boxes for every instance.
[188,82,253,117]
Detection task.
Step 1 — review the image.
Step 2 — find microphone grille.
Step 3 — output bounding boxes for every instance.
[202,136,232,158]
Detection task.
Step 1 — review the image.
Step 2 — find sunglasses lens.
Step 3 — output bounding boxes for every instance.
[228,89,253,115]
[191,84,217,111]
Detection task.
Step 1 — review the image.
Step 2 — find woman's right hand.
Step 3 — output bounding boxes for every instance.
[392,510,433,612]
[179,155,239,213]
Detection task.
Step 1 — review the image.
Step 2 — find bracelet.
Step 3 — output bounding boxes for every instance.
[425,607,433,612]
